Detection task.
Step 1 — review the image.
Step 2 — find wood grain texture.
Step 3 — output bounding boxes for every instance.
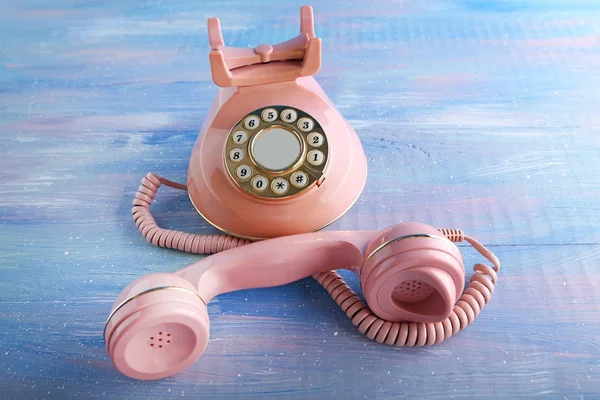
[1,0,599,399]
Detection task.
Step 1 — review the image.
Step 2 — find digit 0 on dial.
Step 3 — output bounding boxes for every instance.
[224,105,329,199]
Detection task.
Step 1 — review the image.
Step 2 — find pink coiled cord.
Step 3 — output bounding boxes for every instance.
[132,173,251,254]
[131,173,500,347]
[314,233,499,347]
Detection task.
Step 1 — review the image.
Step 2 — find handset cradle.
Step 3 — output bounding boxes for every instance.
[207,6,321,87]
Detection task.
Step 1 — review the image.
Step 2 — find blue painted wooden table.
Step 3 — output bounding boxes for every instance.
[2,0,599,398]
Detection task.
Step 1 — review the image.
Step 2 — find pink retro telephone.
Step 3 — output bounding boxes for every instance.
[104,6,501,380]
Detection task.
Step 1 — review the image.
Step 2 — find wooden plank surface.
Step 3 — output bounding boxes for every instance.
[1,0,599,399]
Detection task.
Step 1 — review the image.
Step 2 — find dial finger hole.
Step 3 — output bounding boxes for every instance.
[307,132,324,147]
[271,177,289,195]
[235,164,252,181]
[281,109,298,123]
[229,148,245,162]
[307,150,325,166]
[232,131,248,144]
[244,115,260,130]
[290,171,308,188]
[297,117,314,132]
[261,108,278,122]
[251,175,268,192]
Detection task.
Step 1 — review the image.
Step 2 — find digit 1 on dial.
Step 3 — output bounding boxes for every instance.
[307,150,324,166]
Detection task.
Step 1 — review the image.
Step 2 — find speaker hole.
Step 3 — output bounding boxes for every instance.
[392,280,436,303]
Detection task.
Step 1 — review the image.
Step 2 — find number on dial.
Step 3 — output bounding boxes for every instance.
[229,148,245,162]
[307,132,324,147]
[281,109,298,123]
[297,117,314,132]
[307,150,325,166]
[261,108,278,122]
[252,175,268,192]
[236,164,252,180]
[244,115,260,130]
[232,131,248,144]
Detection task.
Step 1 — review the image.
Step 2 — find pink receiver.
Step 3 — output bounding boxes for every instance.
[105,222,500,380]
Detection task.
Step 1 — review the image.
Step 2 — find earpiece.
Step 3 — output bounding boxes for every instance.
[105,221,500,380]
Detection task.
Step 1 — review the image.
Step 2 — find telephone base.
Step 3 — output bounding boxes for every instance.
[187,77,368,240]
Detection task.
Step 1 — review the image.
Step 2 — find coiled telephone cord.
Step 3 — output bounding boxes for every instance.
[314,232,499,346]
[132,173,251,254]
[132,172,500,347]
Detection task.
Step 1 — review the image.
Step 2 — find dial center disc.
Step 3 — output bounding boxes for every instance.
[251,126,302,171]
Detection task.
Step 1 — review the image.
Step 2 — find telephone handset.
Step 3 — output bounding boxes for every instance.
[105,222,500,380]
[106,6,503,381]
